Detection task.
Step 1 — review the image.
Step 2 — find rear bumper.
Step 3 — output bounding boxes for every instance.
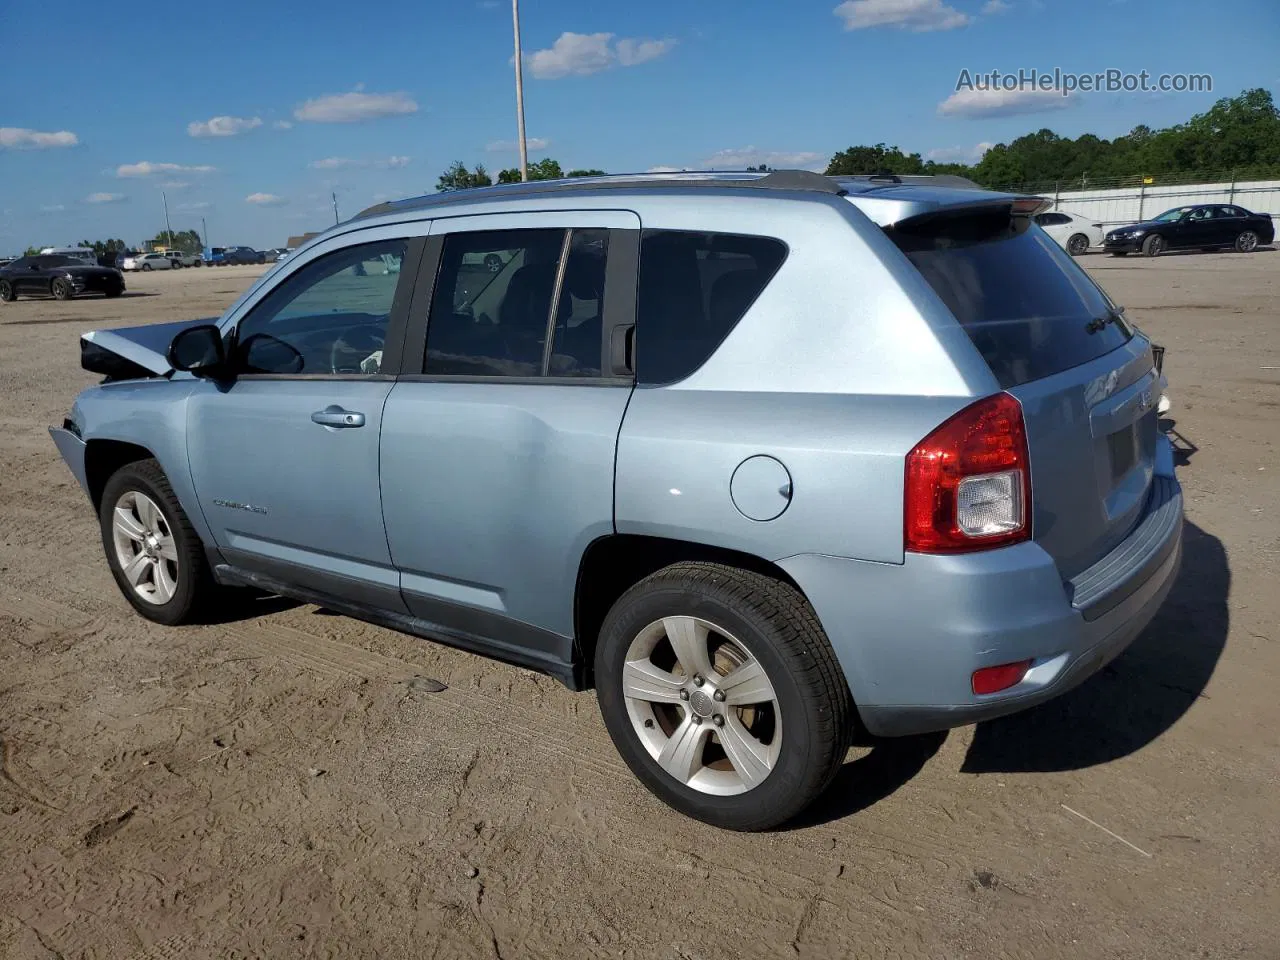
[779,441,1183,737]
[49,426,90,498]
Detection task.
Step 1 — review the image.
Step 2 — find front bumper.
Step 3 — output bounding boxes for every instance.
[779,439,1184,737]
[49,426,90,498]
[1104,237,1145,252]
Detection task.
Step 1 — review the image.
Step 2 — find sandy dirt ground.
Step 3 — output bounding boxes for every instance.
[1,256,1277,959]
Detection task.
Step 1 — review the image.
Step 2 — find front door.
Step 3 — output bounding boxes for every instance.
[186,235,422,611]
[379,211,640,670]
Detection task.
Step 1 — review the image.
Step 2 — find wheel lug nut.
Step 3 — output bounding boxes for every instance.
[713,689,725,702]
[712,714,725,727]
[679,689,690,701]
[691,716,702,726]
[693,675,704,687]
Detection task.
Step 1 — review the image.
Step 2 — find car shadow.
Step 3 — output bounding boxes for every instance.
[1160,418,1200,466]
[196,590,299,624]
[962,519,1227,774]
[785,730,948,829]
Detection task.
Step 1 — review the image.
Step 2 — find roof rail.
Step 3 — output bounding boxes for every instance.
[352,168,848,221]
[832,173,984,190]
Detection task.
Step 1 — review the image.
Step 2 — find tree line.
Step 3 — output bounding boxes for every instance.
[437,88,1280,193]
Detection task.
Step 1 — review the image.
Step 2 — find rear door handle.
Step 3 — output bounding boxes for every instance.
[311,406,366,428]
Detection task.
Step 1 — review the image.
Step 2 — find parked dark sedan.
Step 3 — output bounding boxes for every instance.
[218,246,266,266]
[1105,203,1274,256]
[0,254,125,302]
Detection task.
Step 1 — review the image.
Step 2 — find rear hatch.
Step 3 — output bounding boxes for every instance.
[889,204,1159,580]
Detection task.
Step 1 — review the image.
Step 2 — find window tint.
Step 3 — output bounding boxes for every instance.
[1036,212,1069,226]
[891,211,1133,389]
[635,230,787,385]
[1217,206,1240,218]
[234,239,407,376]
[425,228,610,378]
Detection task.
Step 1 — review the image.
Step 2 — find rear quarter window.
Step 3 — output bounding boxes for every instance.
[890,211,1133,388]
[635,230,787,385]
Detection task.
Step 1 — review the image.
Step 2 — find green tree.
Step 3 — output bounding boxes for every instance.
[23,245,41,257]
[149,229,203,254]
[566,168,606,177]
[497,158,568,183]
[825,143,926,176]
[80,238,128,257]
[437,161,493,191]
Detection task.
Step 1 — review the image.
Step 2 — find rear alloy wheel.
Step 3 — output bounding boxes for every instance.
[596,562,853,830]
[1235,230,1259,253]
[51,278,73,300]
[99,458,219,625]
[1067,233,1090,256]
[0,280,15,302]
[1142,234,1164,257]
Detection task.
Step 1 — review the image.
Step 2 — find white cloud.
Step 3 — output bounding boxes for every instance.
[117,161,216,178]
[487,137,550,152]
[294,90,418,123]
[246,192,287,206]
[834,0,970,31]
[378,155,411,169]
[702,147,825,170]
[177,201,211,211]
[615,37,678,66]
[86,192,126,204]
[524,31,676,79]
[982,0,1011,12]
[926,141,994,163]
[273,120,294,130]
[310,157,356,169]
[41,204,66,212]
[0,127,79,150]
[187,115,263,138]
[938,87,1073,118]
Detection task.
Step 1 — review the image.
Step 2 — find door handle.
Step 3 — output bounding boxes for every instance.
[311,406,366,428]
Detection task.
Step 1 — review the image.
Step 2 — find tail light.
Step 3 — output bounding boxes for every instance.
[905,392,1031,553]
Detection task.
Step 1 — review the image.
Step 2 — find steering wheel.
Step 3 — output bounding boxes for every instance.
[330,326,385,374]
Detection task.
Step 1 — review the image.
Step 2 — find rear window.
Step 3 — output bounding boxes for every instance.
[890,210,1132,388]
[636,230,787,385]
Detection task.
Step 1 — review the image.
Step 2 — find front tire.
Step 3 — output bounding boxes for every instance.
[141,263,152,272]
[0,280,15,301]
[595,562,853,830]
[99,459,217,626]
[1067,233,1090,256]
[1235,230,1259,253]
[51,278,73,300]
[1142,234,1164,257]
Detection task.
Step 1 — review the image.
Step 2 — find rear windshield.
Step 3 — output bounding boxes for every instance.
[890,210,1133,388]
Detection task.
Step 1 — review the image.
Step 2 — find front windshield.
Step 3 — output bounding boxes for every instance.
[1151,207,1193,222]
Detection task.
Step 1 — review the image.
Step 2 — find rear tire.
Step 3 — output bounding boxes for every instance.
[595,562,853,831]
[1235,230,1259,253]
[51,278,73,300]
[1109,252,1128,257]
[1066,233,1090,256]
[1142,234,1164,257]
[0,280,15,302]
[99,459,218,626]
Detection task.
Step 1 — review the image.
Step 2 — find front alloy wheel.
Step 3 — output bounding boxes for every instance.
[112,491,179,604]
[51,278,73,300]
[1142,234,1164,257]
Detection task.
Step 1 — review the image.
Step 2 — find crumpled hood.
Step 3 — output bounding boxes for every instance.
[81,317,219,378]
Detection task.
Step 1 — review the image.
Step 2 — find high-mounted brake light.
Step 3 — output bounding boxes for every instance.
[904,393,1032,554]
[1011,196,1053,216]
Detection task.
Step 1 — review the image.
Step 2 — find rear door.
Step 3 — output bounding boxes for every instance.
[891,209,1159,580]
[379,211,639,666]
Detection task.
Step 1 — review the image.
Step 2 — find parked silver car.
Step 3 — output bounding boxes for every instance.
[49,171,1182,829]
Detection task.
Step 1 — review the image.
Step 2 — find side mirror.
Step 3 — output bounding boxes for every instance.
[167,324,226,376]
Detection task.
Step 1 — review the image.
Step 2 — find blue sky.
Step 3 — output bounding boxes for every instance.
[1,0,1276,252]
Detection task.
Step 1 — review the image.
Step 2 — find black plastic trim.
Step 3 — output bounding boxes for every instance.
[213,563,581,689]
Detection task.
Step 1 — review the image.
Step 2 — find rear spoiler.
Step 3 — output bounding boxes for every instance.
[883,195,1053,231]
[80,317,217,380]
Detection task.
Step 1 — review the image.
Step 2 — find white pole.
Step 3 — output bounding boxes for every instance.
[512,0,529,182]
[162,191,173,249]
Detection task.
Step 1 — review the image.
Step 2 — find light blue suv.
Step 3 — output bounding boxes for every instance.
[50,171,1182,829]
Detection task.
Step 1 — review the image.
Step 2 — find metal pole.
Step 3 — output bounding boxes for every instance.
[1138,179,1145,222]
[1228,169,1236,206]
[512,0,529,182]
[201,217,208,252]
[332,192,340,225]
[162,191,173,249]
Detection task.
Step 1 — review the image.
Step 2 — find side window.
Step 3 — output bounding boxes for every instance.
[1218,206,1240,219]
[1036,212,1067,226]
[424,227,611,378]
[233,239,408,376]
[635,230,787,385]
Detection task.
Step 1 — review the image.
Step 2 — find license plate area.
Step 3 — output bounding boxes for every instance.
[1108,423,1138,481]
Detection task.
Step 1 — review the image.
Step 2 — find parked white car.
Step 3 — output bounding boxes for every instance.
[121,253,174,272]
[165,251,201,268]
[1034,209,1105,256]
